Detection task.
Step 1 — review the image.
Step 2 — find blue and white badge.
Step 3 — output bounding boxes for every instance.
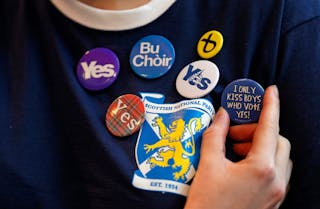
[221,79,264,124]
[132,93,214,196]
[130,35,175,79]
[176,60,220,98]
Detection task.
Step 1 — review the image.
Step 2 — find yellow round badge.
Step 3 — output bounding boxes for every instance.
[197,30,223,59]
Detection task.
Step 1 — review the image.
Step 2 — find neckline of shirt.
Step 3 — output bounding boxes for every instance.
[49,0,176,31]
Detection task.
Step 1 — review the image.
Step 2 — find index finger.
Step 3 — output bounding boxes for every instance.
[247,85,280,160]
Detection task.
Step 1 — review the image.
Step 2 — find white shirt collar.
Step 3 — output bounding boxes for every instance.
[50,0,176,31]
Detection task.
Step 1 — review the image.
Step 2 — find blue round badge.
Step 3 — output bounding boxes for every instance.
[130,35,175,79]
[221,79,264,124]
[77,48,120,91]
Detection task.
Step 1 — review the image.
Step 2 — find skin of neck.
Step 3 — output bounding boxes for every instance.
[78,0,151,10]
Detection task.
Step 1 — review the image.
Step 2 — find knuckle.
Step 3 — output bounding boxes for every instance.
[279,136,291,150]
[202,127,213,137]
[270,182,287,203]
[203,125,221,138]
[252,161,288,204]
[254,162,276,181]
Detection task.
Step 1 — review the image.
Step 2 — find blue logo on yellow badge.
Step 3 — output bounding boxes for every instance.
[132,93,214,196]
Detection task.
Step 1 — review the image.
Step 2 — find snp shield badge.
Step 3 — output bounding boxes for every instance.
[132,93,214,196]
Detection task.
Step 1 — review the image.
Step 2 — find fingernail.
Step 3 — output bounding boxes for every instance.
[213,107,228,123]
[272,85,279,97]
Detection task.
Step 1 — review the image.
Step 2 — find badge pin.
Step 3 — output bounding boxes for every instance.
[77,48,120,91]
[132,93,214,196]
[130,35,175,79]
[106,94,145,137]
[221,78,264,124]
[197,30,223,59]
[176,60,220,98]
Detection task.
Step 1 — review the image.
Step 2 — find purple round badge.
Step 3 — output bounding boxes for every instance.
[77,48,120,90]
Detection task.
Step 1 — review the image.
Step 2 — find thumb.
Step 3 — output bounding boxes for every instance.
[201,107,230,161]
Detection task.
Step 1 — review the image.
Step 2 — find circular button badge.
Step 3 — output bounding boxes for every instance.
[130,35,175,79]
[197,30,223,59]
[176,60,220,98]
[221,79,264,124]
[77,48,120,91]
[106,94,145,137]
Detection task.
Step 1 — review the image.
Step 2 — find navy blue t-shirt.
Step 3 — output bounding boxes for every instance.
[0,0,320,209]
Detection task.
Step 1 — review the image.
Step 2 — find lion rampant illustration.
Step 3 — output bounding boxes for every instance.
[144,117,202,181]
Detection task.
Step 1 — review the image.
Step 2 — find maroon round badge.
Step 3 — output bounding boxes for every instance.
[106,94,145,137]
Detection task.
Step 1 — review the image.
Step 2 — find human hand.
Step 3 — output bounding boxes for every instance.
[184,85,292,209]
